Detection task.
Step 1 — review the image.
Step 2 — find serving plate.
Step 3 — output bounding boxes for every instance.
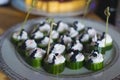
[11,0,86,17]
[0,17,120,80]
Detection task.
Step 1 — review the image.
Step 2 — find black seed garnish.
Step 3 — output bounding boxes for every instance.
[32,28,39,34]
[94,49,99,53]
[51,55,56,64]
[31,34,35,39]
[60,36,65,45]
[79,33,84,41]
[74,21,78,25]
[73,21,78,30]
[92,52,97,57]
[71,41,75,47]
[88,59,93,63]
[101,32,105,40]
[70,50,79,62]
[39,22,45,27]
[50,46,54,53]
[20,29,24,37]
[30,49,37,59]
[87,27,92,30]
[37,36,45,43]
[21,40,27,50]
[95,42,99,47]
[67,49,73,53]
[56,21,62,30]
[55,53,59,56]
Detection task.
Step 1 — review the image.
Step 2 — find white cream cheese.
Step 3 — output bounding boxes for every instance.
[32,31,44,39]
[25,39,37,50]
[89,52,104,63]
[12,31,28,40]
[80,33,90,42]
[29,48,46,58]
[41,37,53,45]
[51,30,59,39]
[74,21,85,31]
[57,22,69,33]
[47,53,65,65]
[87,28,97,38]
[39,23,50,33]
[69,27,78,38]
[72,40,83,51]
[52,44,66,54]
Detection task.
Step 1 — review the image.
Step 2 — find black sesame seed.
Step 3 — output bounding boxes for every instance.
[88,59,93,63]
[55,53,59,56]
[92,52,97,57]
[101,32,105,40]
[39,22,45,27]
[87,27,92,30]
[73,21,78,30]
[70,50,79,62]
[51,56,56,64]
[30,49,37,59]
[20,29,24,37]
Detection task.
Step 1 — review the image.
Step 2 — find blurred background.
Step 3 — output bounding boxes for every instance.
[0,0,120,79]
[0,0,119,28]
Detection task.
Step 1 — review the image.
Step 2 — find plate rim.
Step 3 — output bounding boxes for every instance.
[0,17,120,80]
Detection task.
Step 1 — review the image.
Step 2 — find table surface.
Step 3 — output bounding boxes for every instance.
[0,5,108,80]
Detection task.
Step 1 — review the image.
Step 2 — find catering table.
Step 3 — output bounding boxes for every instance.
[0,5,118,80]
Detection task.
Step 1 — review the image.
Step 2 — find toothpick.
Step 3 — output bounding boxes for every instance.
[46,18,57,56]
[20,0,37,32]
[104,6,110,46]
[83,0,91,17]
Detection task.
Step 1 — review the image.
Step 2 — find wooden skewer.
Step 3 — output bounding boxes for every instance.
[104,6,111,46]
[46,18,57,56]
[83,0,92,17]
[20,0,37,32]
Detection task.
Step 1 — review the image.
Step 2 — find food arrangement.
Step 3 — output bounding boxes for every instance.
[11,19,113,74]
[25,0,87,13]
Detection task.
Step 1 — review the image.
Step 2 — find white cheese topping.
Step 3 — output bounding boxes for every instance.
[52,44,66,54]
[69,27,78,38]
[72,40,83,51]
[32,31,44,39]
[39,23,50,33]
[74,21,85,31]
[25,39,37,50]
[67,52,84,62]
[75,53,85,62]
[101,34,113,45]
[57,22,69,33]
[41,37,53,45]
[80,34,90,42]
[89,52,104,63]
[97,34,112,47]
[51,30,59,39]
[47,53,65,65]
[92,34,98,42]
[62,35,72,44]
[87,28,97,38]
[97,40,105,47]
[29,48,46,58]
[12,31,28,40]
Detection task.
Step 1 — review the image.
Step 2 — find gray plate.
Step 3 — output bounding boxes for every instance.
[0,17,120,80]
[11,0,85,17]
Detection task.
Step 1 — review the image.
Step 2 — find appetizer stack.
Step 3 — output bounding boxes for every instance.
[11,19,113,74]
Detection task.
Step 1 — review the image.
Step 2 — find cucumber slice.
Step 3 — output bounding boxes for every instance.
[43,62,65,74]
[26,57,42,68]
[85,62,103,71]
[66,61,83,70]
